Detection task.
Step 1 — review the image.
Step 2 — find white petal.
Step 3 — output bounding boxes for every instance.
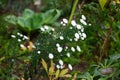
[81,15,86,20]
[76,46,81,52]
[18,39,21,42]
[56,64,60,69]
[20,44,25,48]
[40,27,45,31]
[44,25,49,30]
[75,33,80,39]
[63,18,68,24]
[11,35,16,38]
[71,47,75,52]
[66,53,70,57]
[68,64,72,70]
[74,38,78,41]
[71,20,76,26]
[76,24,82,30]
[80,19,87,25]
[59,59,64,66]
[23,35,29,40]
[56,43,60,47]
[82,33,87,38]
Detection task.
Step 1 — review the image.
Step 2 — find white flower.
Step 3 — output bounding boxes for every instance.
[71,20,76,26]
[49,53,54,59]
[40,27,45,31]
[11,35,16,38]
[89,24,91,26]
[18,39,21,42]
[37,51,41,54]
[44,25,49,30]
[76,46,81,52]
[59,59,63,66]
[82,33,87,38]
[56,43,60,47]
[66,53,70,57]
[57,46,63,53]
[56,64,60,69]
[81,15,86,20]
[20,44,25,48]
[80,19,87,25]
[75,33,80,39]
[63,18,68,24]
[76,24,82,30]
[59,36,64,40]
[17,32,21,36]
[68,64,72,70]
[71,47,75,52]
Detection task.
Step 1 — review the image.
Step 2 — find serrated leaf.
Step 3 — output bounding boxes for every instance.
[55,69,60,79]
[49,60,55,75]
[99,0,107,10]
[59,69,69,77]
[63,74,72,78]
[41,59,48,72]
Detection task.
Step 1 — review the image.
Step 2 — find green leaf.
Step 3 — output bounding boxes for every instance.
[59,69,69,77]
[49,60,54,75]
[41,59,48,72]
[55,69,60,79]
[98,0,107,10]
[44,9,61,24]
[5,15,17,25]
[22,9,34,18]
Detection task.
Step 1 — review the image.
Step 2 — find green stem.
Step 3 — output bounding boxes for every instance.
[67,0,78,27]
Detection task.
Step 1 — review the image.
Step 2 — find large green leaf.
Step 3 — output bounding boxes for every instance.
[5,9,61,33]
[44,9,61,24]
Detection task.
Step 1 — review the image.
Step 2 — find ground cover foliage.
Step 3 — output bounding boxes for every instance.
[0,0,120,80]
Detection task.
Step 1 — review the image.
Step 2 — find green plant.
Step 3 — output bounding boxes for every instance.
[41,59,72,80]
[5,8,61,38]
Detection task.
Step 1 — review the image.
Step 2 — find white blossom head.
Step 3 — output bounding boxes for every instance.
[57,46,63,53]
[48,53,54,59]
[37,51,41,54]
